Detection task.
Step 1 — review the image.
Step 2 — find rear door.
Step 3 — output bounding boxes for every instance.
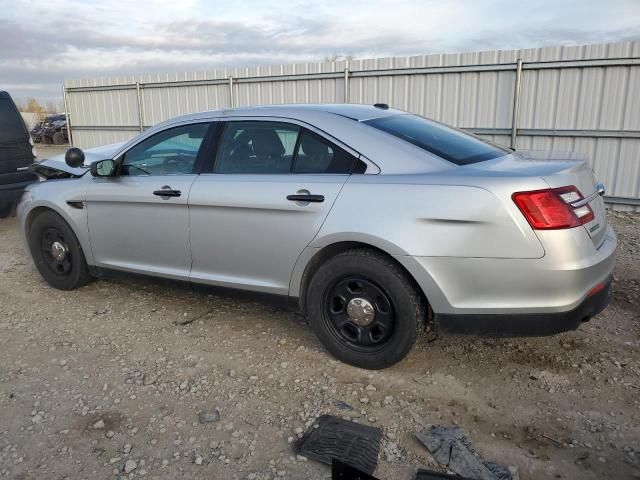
[86,122,212,278]
[188,119,361,294]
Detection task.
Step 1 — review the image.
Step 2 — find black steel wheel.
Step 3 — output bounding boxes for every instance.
[27,210,93,290]
[324,276,396,351]
[307,248,426,369]
[40,227,73,276]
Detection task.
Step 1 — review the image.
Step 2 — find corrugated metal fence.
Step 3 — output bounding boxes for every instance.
[64,41,640,209]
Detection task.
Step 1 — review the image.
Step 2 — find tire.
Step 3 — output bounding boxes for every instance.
[27,210,93,290]
[52,131,66,145]
[307,248,426,369]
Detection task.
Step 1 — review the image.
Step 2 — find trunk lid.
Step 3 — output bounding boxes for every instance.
[466,150,608,247]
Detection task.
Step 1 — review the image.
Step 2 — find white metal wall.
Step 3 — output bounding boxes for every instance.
[64,41,640,208]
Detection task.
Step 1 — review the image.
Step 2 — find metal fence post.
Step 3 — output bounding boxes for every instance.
[510,58,523,149]
[344,63,350,103]
[135,82,144,132]
[62,85,73,147]
[228,76,235,108]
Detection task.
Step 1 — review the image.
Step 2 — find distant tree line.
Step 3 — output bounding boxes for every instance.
[14,98,64,115]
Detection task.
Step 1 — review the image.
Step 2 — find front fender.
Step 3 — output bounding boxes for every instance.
[17,179,93,266]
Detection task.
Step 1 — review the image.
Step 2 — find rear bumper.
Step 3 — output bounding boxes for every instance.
[434,276,611,336]
[395,224,617,336]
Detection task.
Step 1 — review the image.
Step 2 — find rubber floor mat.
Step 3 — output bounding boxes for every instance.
[294,415,382,475]
[415,469,474,480]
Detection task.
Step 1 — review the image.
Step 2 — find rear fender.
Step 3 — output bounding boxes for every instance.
[288,233,453,314]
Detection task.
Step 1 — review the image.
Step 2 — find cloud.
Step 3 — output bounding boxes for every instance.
[1,0,639,102]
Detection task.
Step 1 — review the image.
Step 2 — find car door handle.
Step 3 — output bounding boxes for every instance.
[287,194,325,203]
[153,187,181,197]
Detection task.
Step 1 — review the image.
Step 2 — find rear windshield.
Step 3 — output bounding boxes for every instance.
[363,114,508,165]
[0,96,28,144]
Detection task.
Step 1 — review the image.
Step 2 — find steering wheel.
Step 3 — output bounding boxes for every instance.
[162,152,194,173]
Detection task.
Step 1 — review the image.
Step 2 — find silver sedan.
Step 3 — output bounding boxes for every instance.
[17,104,617,369]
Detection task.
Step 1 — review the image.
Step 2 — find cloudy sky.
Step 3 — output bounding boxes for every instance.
[2,0,639,103]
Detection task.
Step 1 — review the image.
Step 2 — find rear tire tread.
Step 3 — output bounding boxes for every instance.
[307,248,427,369]
[27,210,93,290]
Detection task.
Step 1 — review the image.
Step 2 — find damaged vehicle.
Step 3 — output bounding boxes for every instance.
[17,104,616,369]
[32,114,68,145]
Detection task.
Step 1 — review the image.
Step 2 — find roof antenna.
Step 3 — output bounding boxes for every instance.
[373,103,389,110]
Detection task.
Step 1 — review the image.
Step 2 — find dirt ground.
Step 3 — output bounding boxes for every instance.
[34,144,69,161]
[0,210,638,480]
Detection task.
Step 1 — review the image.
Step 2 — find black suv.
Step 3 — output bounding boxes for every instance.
[0,91,38,218]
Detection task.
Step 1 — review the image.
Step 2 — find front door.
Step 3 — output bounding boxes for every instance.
[188,120,360,294]
[86,122,211,279]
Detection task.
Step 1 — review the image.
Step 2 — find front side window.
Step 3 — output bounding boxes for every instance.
[363,114,508,166]
[122,123,209,176]
[214,121,299,174]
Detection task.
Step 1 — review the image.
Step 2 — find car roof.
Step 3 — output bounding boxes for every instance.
[140,103,454,175]
[160,103,404,126]
[250,103,403,121]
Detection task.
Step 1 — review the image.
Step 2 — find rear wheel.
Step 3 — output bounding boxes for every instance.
[27,210,93,290]
[307,248,426,369]
[52,131,66,145]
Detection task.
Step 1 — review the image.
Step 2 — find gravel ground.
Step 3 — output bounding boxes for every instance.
[0,212,638,480]
[34,144,69,160]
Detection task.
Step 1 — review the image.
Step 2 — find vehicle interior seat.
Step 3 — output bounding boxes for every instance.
[297,133,333,172]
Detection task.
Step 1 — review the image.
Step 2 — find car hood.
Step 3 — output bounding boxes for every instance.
[32,141,126,178]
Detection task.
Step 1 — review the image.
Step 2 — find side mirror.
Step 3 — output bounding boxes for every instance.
[65,147,85,168]
[90,159,117,177]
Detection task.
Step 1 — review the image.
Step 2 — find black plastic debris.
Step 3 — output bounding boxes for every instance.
[294,415,382,475]
[415,426,512,480]
[332,458,379,479]
[415,468,475,479]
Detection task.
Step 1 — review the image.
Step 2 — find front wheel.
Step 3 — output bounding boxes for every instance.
[27,210,93,290]
[307,249,426,369]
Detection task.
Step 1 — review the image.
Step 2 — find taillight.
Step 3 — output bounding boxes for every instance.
[512,185,594,230]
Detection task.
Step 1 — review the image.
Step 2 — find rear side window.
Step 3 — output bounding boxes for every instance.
[215,121,299,174]
[214,121,366,174]
[363,114,508,165]
[0,96,28,144]
[294,130,359,174]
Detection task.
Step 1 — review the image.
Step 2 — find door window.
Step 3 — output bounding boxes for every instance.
[214,121,300,174]
[122,123,209,176]
[213,121,366,174]
[293,130,360,174]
